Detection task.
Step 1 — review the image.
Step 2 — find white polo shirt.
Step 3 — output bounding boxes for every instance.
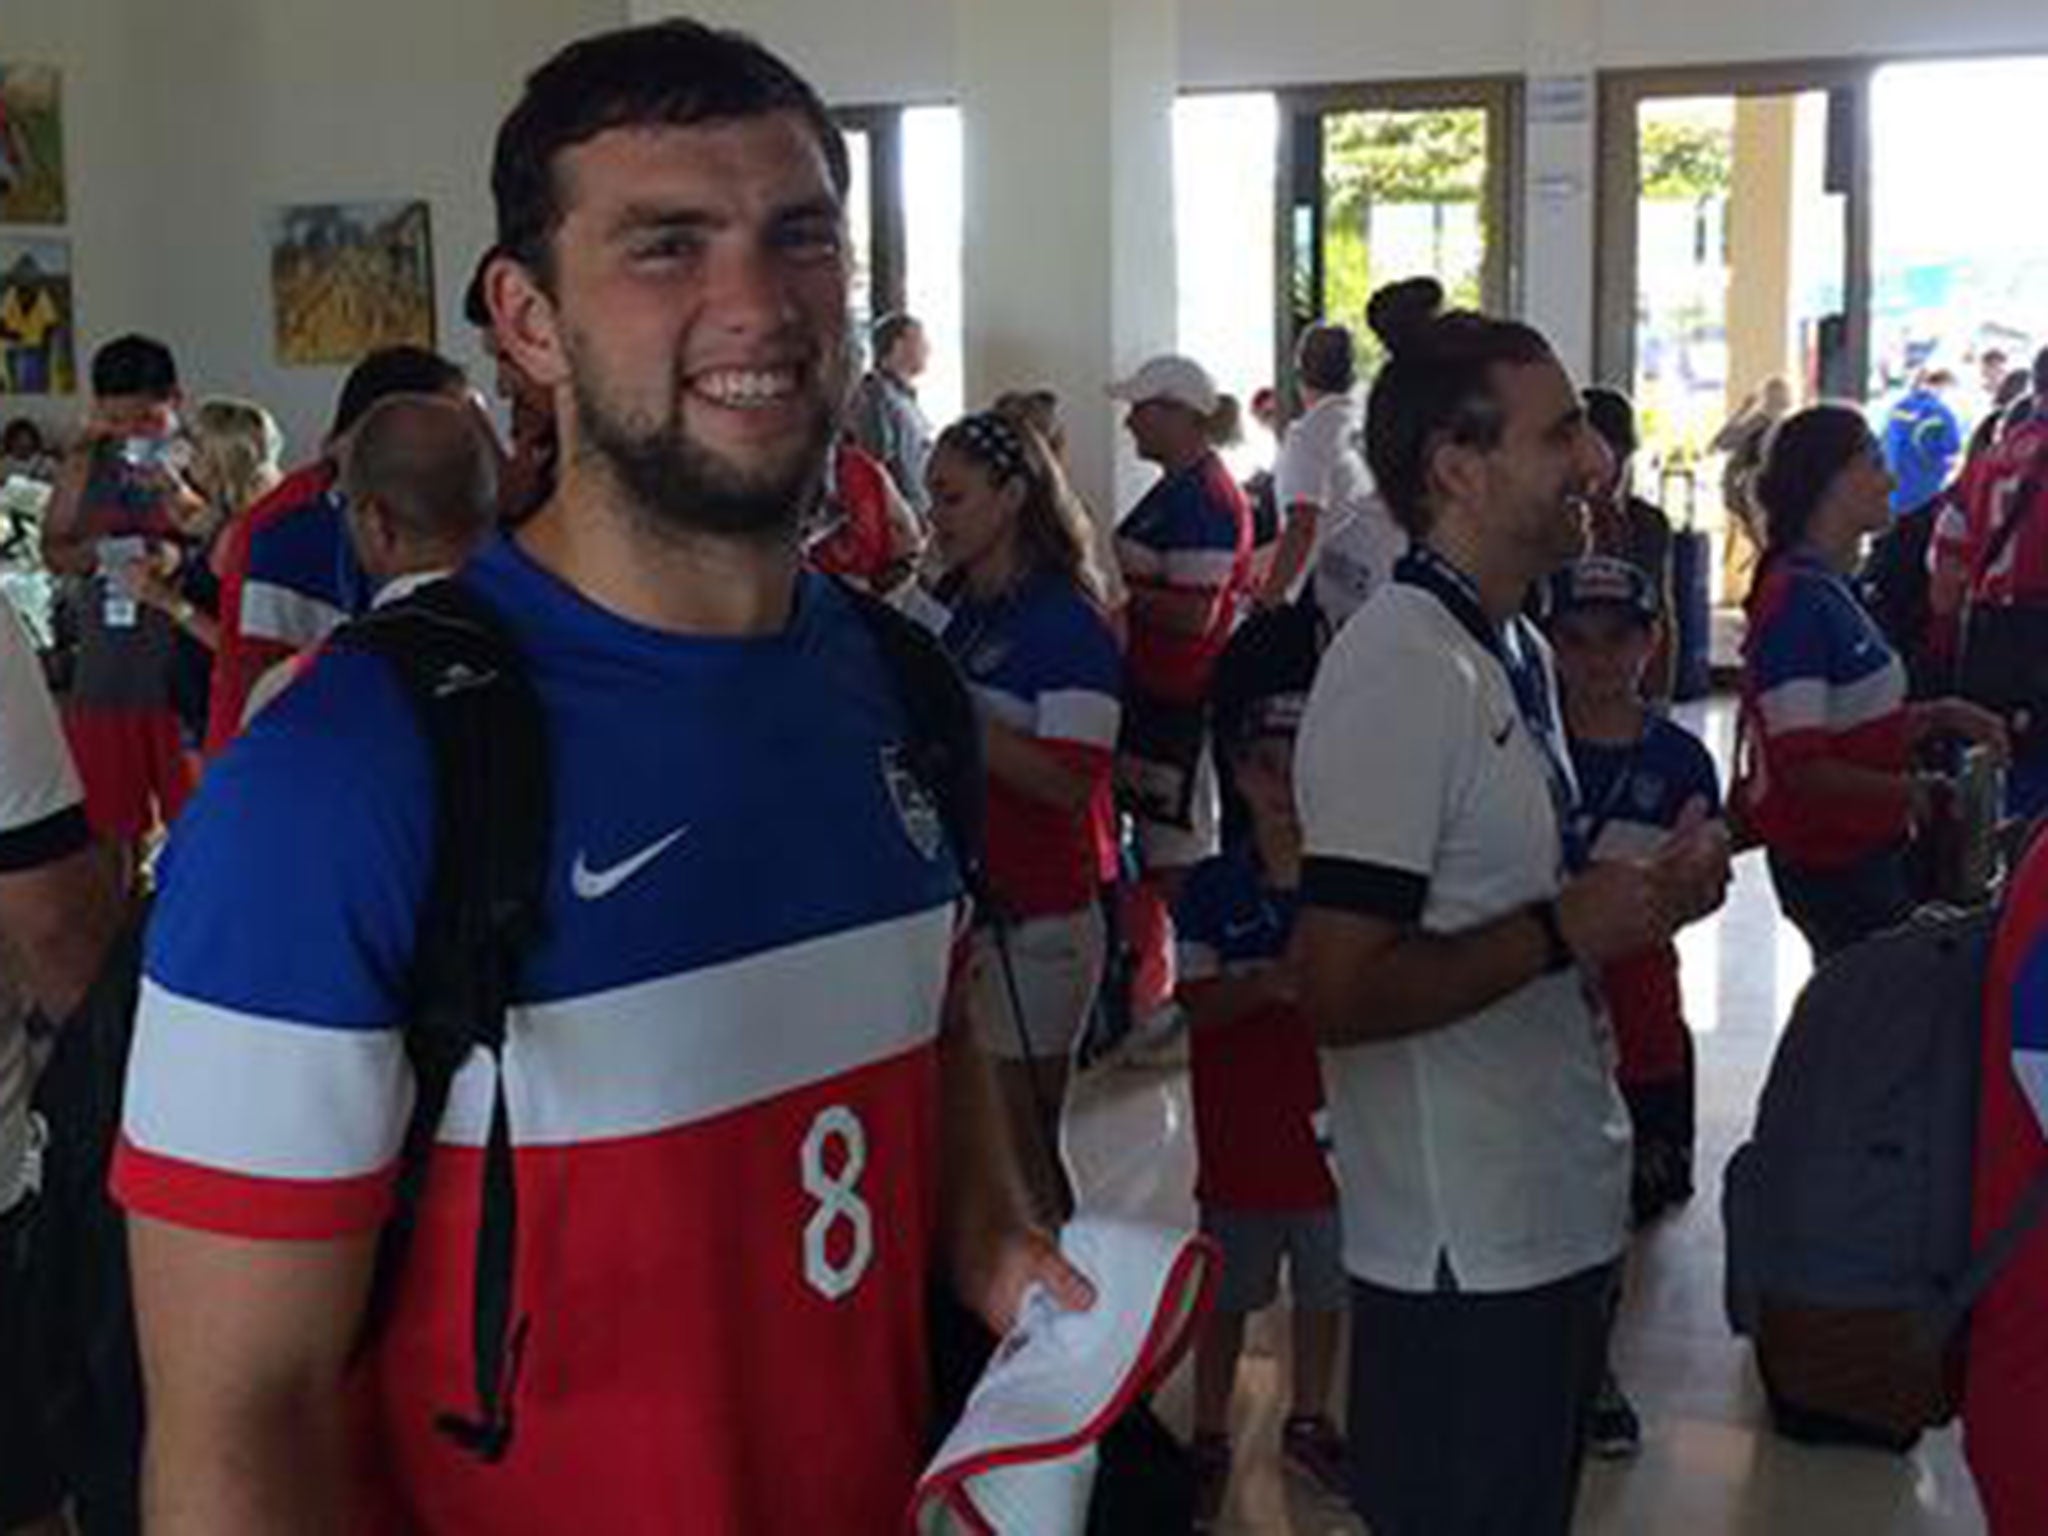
[0,600,89,1211]
[1272,393,1407,627]
[1295,577,1630,1294]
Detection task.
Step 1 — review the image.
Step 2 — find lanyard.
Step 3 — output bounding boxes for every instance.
[1395,546,1586,872]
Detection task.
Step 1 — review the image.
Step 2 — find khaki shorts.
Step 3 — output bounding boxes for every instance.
[968,907,1108,1062]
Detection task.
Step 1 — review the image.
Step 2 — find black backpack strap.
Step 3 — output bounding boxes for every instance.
[840,582,989,913]
[1936,1164,2048,1337]
[332,579,550,1464]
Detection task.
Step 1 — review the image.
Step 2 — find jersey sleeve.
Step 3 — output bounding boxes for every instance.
[112,648,437,1240]
[0,601,86,871]
[1665,718,1724,818]
[1028,603,1124,756]
[1297,615,1467,924]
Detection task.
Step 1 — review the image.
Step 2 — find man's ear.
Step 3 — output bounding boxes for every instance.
[489,253,570,395]
[1427,435,1489,515]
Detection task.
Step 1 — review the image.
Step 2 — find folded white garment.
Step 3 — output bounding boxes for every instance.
[910,1215,1217,1535]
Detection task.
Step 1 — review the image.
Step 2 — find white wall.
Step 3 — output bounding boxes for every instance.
[3,0,626,457]
[1,0,150,437]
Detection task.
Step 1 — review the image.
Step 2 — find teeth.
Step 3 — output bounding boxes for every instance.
[695,369,799,408]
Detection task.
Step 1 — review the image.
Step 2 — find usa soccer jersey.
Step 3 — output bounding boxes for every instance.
[1966,836,2048,1535]
[1116,451,1251,705]
[942,571,1122,918]
[116,539,962,1534]
[1741,548,1912,870]
[206,462,369,756]
[1175,850,1335,1213]
[1569,717,1720,1087]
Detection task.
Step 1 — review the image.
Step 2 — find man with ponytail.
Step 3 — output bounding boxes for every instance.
[1292,279,1730,1534]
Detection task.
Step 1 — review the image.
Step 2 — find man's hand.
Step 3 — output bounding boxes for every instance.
[954,1224,1097,1337]
[1649,798,1732,931]
[1556,861,1671,966]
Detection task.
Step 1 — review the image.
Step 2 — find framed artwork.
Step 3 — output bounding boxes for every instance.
[0,64,65,224]
[0,237,75,396]
[270,200,436,366]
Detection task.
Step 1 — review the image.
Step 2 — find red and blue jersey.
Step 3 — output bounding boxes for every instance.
[115,538,962,1535]
[1175,849,1335,1213]
[943,571,1121,919]
[1116,451,1251,705]
[1741,548,1912,869]
[1568,716,1720,1087]
[205,461,364,756]
[1966,836,2048,1536]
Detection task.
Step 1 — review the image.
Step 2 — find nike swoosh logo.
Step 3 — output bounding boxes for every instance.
[571,826,690,901]
[1492,720,1515,747]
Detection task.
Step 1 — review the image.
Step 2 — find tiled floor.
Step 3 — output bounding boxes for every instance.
[1061,700,1991,1535]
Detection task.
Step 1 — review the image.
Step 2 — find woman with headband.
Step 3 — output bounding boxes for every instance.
[925,410,1123,1221]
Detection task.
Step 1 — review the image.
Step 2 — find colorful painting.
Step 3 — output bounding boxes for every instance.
[0,238,75,396]
[270,200,436,366]
[0,65,65,224]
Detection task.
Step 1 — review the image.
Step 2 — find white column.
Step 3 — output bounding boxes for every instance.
[1520,0,1599,379]
[956,0,1180,517]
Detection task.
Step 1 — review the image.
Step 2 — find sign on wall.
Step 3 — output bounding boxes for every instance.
[270,200,436,367]
[0,64,65,225]
[0,236,75,396]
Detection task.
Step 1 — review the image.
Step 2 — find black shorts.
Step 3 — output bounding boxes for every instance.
[0,1192,64,1526]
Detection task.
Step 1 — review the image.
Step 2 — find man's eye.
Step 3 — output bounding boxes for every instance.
[631,234,700,263]
[778,223,844,260]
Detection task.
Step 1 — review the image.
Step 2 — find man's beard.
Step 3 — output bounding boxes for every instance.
[569,339,845,543]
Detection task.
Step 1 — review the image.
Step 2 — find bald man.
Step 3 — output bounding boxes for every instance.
[341,393,500,602]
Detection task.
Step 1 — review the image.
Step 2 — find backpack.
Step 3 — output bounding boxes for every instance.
[1722,904,2048,1450]
[25,574,989,1512]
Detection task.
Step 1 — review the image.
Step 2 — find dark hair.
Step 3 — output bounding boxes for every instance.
[331,346,467,443]
[990,389,1064,456]
[1,418,44,458]
[934,411,1106,607]
[491,21,848,284]
[462,246,499,329]
[1751,404,1874,553]
[1296,323,1357,396]
[871,313,922,363]
[2033,345,2048,398]
[1209,605,1323,849]
[1362,277,1555,536]
[1582,386,1638,460]
[90,334,178,401]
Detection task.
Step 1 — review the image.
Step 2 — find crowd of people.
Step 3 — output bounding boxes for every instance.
[0,16,2044,1536]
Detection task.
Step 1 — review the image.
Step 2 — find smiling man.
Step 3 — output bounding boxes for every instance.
[113,23,1085,1535]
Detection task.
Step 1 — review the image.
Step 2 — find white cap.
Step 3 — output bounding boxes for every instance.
[1107,354,1219,416]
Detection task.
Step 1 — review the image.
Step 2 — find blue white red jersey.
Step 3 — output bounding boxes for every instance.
[942,570,1121,918]
[1116,451,1252,704]
[1568,715,1720,1086]
[1175,848,1336,1213]
[1965,832,2048,1535]
[239,475,369,651]
[1740,547,1912,869]
[115,538,962,1534]
[205,461,348,756]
